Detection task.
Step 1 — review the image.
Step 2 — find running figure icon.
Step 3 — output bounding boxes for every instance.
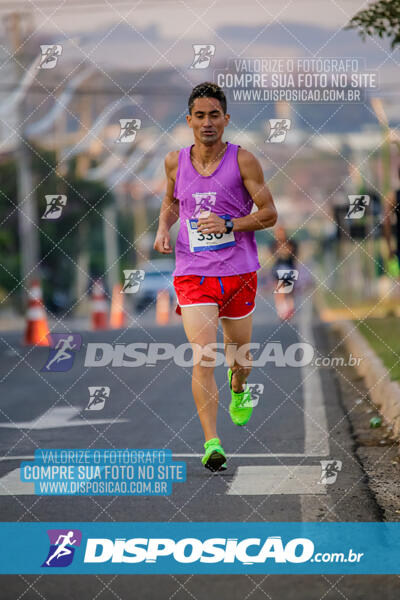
[275,269,297,293]
[345,195,370,219]
[86,386,110,410]
[45,531,77,566]
[39,45,62,69]
[122,270,145,293]
[117,119,141,143]
[42,195,66,220]
[45,335,76,371]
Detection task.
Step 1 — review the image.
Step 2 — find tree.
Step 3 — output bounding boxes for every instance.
[346,0,400,49]
[0,148,113,313]
[0,159,19,299]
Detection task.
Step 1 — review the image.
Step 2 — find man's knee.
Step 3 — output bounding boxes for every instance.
[192,343,218,368]
[193,348,216,377]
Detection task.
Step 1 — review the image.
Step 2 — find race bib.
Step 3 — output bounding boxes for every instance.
[186,218,236,253]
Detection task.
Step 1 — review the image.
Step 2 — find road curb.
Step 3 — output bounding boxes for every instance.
[330,319,400,439]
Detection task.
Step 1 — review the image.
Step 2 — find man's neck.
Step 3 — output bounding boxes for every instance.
[191,140,227,168]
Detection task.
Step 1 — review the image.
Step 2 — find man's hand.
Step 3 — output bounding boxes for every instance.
[153,229,173,254]
[154,151,179,254]
[196,211,227,234]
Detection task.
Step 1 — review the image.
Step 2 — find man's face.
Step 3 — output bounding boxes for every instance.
[186,97,229,145]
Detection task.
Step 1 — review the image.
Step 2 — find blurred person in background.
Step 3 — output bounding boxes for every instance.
[270,225,298,320]
[383,166,400,279]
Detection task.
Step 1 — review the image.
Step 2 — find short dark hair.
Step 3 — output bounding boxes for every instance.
[188,82,227,114]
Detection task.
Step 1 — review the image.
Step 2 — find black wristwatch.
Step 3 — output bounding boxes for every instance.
[224,218,234,234]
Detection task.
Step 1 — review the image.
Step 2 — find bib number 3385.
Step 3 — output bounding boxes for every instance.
[186,218,236,253]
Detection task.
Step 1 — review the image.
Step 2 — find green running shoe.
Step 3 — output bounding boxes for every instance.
[228,368,253,426]
[201,437,227,472]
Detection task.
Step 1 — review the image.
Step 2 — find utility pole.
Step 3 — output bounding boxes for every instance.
[3,12,39,286]
[130,183,149,267]
[73,92,91,314]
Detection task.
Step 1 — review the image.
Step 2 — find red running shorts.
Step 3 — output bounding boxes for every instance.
[173,271,257,319]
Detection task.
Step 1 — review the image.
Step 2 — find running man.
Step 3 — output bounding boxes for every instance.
[154,82,277,471]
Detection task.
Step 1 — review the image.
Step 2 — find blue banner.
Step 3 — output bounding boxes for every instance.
[0,522,400,574]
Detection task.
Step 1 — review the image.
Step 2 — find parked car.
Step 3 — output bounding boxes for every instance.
[134,258,176,312]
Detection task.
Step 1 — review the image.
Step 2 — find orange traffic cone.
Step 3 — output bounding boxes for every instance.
[156,289,170,325]
[91,279,108,330]
[24,279,51,346]
[109,283,125,329]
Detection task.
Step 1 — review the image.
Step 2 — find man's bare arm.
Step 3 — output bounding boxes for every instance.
[234,148,277,231]
[196,148,277,235]
[154,151,180,254]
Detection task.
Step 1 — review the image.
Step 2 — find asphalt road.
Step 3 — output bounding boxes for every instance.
[0,296,399,598]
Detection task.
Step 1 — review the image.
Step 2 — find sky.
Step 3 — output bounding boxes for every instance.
[0,0,398,92]
[0,0,395,72]
[0,0,377,38]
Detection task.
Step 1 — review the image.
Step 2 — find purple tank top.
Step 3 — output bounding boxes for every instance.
[172,141,261,277]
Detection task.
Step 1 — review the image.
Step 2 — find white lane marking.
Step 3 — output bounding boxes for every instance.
[1,465,328,497]
[173,453,327,458]
[300,493,338,522]
[0,453,329,461]
[0,407,128,429]
[0,456,35,461]
[298,302,330,456]
[0,468,34,495]
[227,465,327,495]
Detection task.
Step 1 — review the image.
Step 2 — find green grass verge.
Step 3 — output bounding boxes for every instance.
[356,317,400,382]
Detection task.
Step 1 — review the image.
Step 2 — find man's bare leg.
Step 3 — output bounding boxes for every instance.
[180,304,219,442]
[221,313,253,391]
